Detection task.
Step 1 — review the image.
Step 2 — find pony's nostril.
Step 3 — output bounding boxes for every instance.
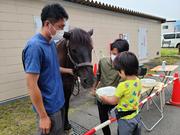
[83,78,94,85]
[83,79,88,84]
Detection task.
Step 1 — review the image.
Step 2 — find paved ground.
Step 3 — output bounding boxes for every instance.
[68,65,180,135]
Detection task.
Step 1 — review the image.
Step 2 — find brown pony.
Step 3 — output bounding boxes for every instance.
[56,28,94,131]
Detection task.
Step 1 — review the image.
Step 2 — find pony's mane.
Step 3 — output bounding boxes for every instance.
[69,28,93,49]
[57,28,93,49]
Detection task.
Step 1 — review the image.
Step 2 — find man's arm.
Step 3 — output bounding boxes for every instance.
[60,67,73,75]
[26,73,51,134]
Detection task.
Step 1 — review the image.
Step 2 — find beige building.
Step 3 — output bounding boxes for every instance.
[0,0,165,102]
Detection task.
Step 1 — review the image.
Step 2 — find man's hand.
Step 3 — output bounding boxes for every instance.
[90,87,96,97]
[39,116,51,134]
[68,68,74,75]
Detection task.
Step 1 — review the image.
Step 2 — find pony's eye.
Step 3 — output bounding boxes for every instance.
[71,49,77,54]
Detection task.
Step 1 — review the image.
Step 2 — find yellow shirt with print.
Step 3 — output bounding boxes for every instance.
[115,78,141,119]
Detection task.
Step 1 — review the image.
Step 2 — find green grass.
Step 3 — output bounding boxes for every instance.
[144,56,180,74]
[142,48,180,73]
[0,97,36,135]
[161,48,179,56]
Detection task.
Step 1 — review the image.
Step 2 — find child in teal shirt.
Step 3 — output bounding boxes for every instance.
[100,52,141,135]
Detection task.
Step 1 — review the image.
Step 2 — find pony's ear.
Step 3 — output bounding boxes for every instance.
[63,32,71,39]
[88,29,93,36]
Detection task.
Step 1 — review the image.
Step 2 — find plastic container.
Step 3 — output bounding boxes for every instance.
[162,61,166,71]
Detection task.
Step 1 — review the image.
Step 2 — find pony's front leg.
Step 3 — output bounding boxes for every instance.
[63,83,74,131]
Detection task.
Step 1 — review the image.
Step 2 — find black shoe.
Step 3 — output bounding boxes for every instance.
[64,123,72,131]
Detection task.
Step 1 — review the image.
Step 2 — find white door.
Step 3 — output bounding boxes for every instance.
[138,28,148,60]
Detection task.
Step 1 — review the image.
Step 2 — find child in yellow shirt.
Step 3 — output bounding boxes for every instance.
[100,51,141,135]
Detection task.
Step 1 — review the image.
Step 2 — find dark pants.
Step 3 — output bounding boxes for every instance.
[97,100,115,135]
[117,114,141,135]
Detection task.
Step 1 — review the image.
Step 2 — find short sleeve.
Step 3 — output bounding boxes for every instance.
[115,82,126,98]
[22,43,42,74]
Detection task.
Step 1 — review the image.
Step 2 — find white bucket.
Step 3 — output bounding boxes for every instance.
[96,86,116,102]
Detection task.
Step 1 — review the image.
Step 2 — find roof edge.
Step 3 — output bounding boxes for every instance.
[64,0,166,23]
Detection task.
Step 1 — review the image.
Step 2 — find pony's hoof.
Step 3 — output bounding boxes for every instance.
[64,123,72,130]
[64,128,73,135]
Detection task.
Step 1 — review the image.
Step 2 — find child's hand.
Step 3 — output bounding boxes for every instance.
[99,95,108,103]
[100,95,119,105]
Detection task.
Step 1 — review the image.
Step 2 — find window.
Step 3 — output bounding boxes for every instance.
[175,25,180,32]
[164,34,175,39]
[163,25,168,29]
[176,33,180,38]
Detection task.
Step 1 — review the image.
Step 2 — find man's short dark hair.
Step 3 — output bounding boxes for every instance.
[113,51,139,76]
[41,3,69,26]
[110,39,129,53]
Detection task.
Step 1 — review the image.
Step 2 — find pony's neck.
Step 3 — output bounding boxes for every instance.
[57,41,74,68]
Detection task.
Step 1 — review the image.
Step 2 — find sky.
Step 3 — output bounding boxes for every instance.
[93,0,180,20]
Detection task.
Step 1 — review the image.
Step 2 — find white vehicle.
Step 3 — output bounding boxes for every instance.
[161,32,180,48]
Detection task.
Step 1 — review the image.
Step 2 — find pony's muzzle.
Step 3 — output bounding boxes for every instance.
[81,75,94,89]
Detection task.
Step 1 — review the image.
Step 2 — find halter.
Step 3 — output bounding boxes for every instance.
[66,40,93,70]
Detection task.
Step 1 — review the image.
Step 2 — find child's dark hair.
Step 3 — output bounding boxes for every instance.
[113,52,139,76]
[110,39,129,53]
[41,3,69,26]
